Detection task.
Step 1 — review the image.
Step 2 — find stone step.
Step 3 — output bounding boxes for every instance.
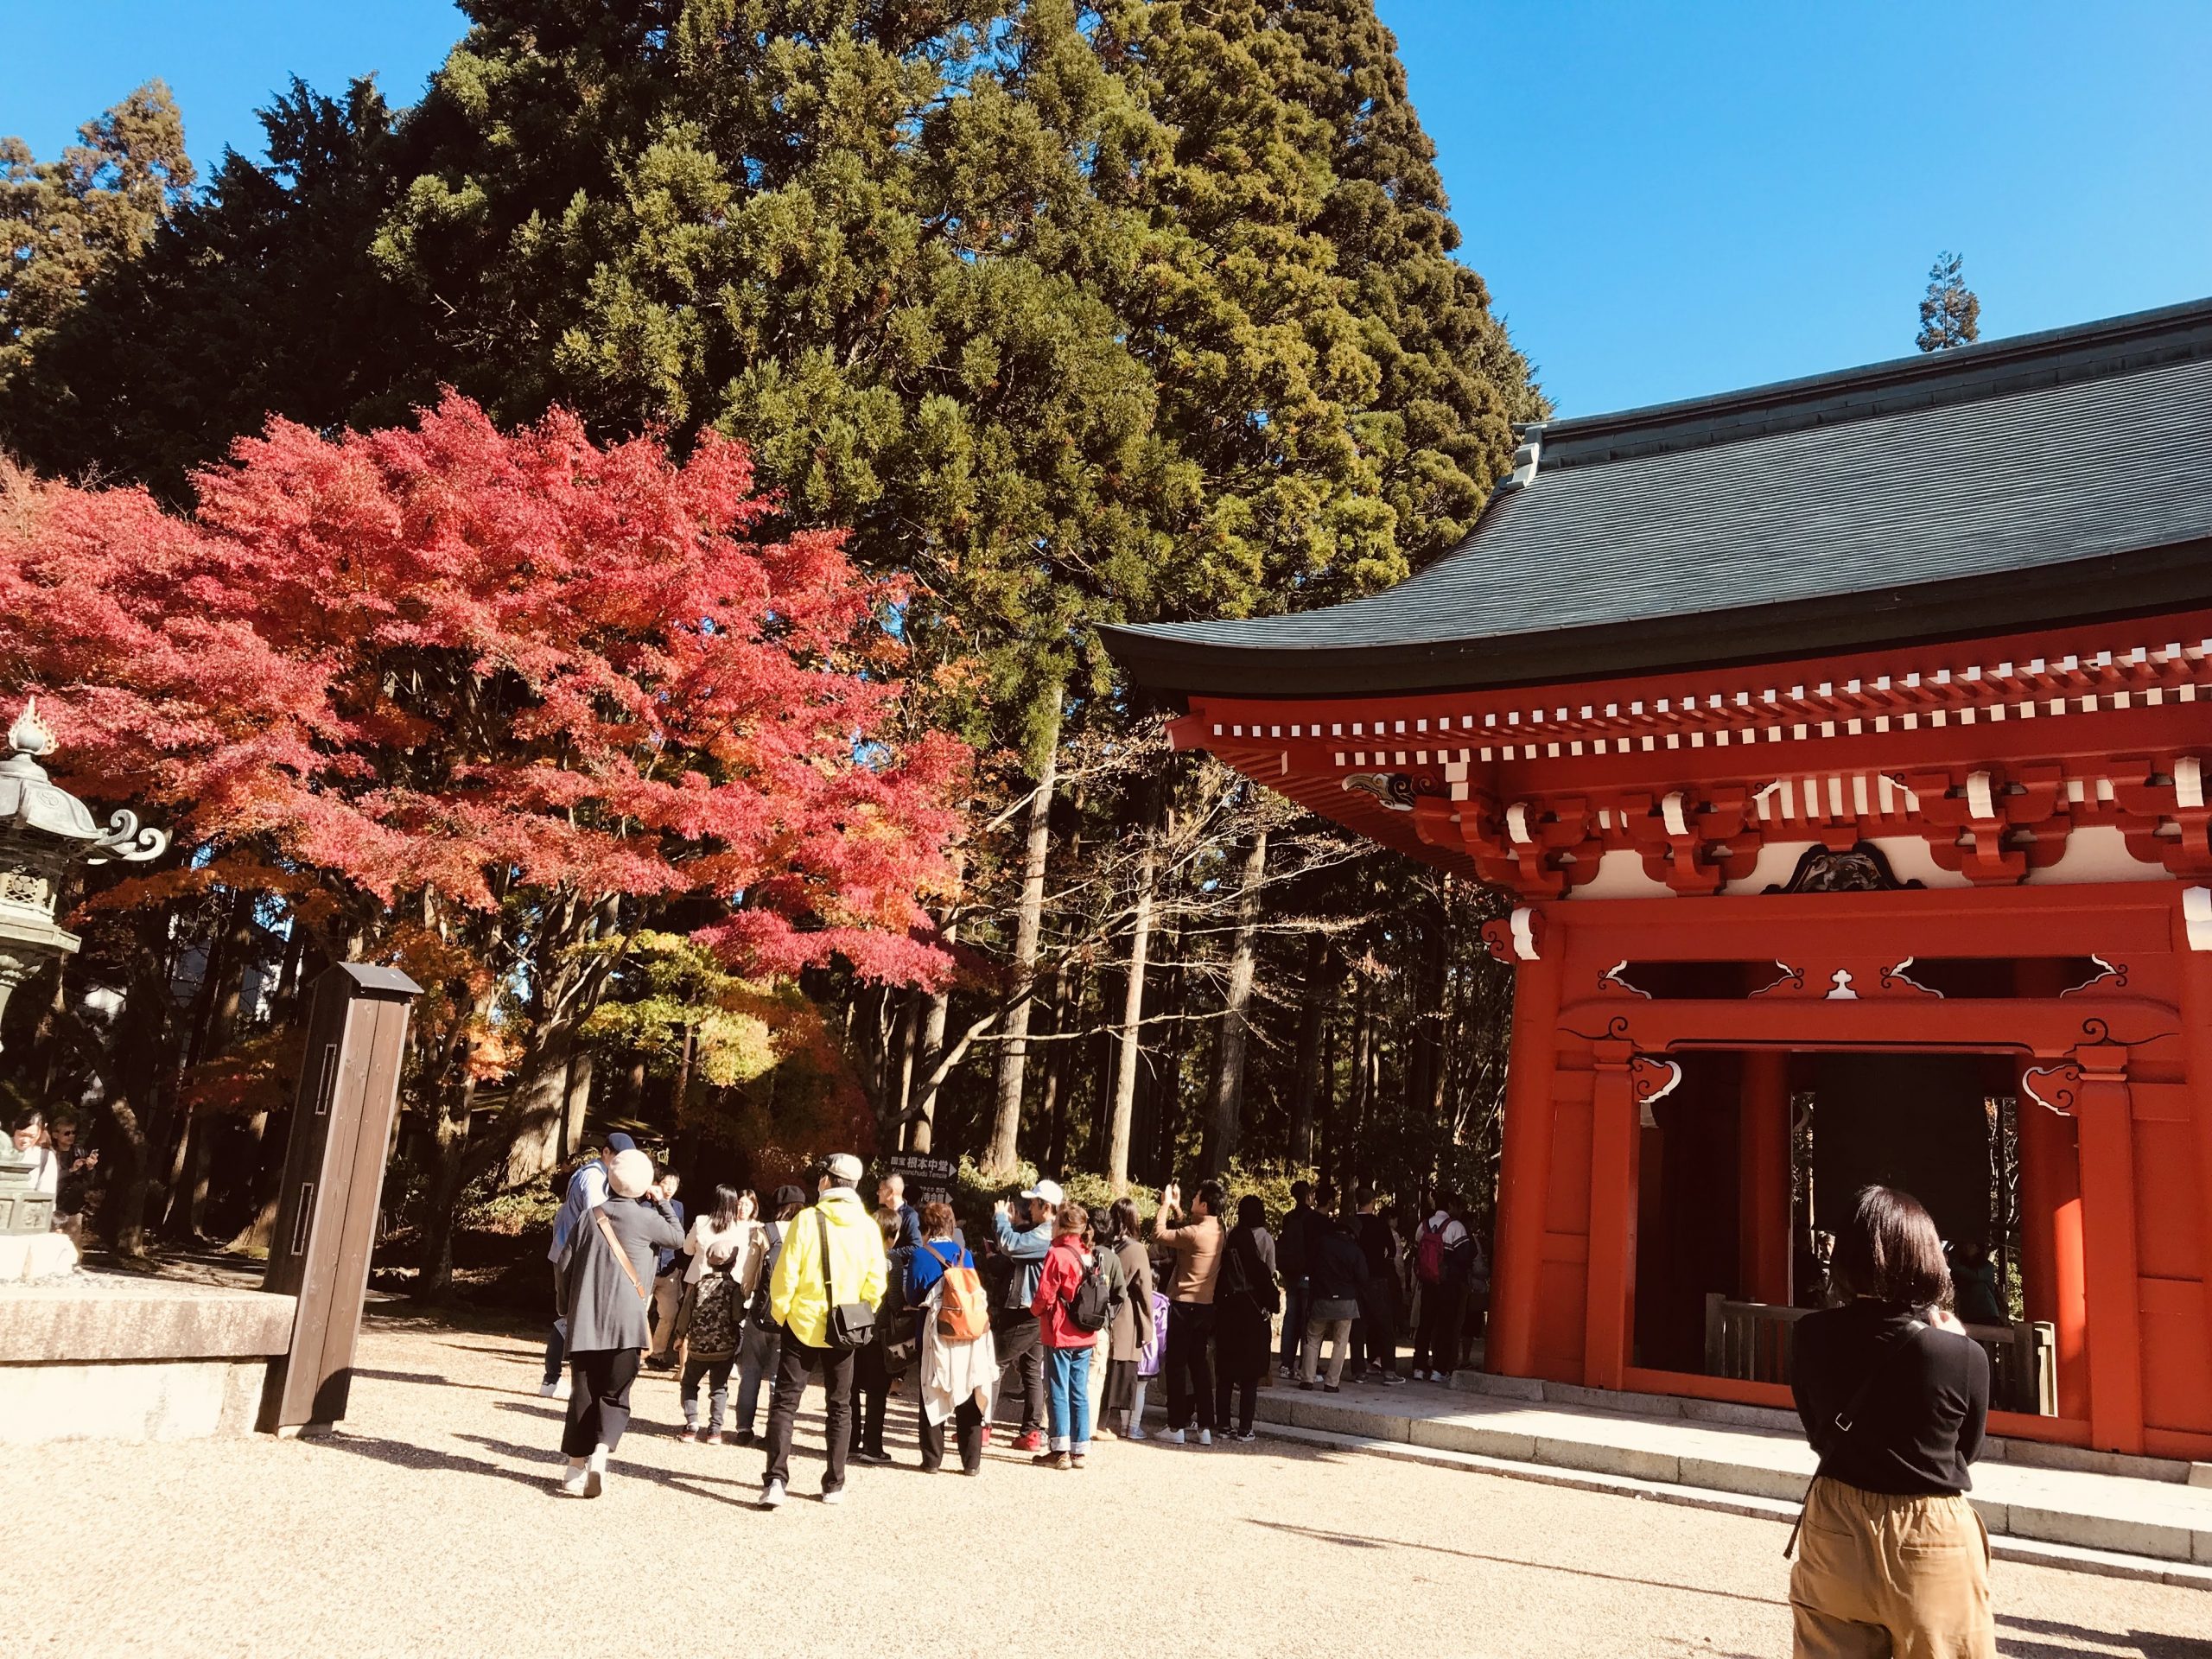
[1225,1376,2212,1577]
[1230,1413,2212,1593]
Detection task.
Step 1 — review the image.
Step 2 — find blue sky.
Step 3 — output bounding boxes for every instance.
[4,1,2208,416]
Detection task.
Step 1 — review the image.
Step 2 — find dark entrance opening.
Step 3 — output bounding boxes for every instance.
[1631,1046,2051,1412]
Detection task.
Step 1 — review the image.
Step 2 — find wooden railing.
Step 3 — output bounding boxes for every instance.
[1701,1294,2056,1415]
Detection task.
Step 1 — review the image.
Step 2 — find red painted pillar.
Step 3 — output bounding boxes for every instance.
[2073,1046,2145,1454]
[2177,944,2212,1415]
[1738,1048,1792,1306]
[2018,1080,2088,1421]
[1583,1041,1640,1390]
[1488,941,1565,1379]
[2014,957,2088,1422]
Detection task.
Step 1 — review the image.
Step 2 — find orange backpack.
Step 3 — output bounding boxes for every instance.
[928,1243,991,1341]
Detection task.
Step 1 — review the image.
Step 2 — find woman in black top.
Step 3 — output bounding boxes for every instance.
[1789,1185,1993,1659]
[1212,1194,1280,1442]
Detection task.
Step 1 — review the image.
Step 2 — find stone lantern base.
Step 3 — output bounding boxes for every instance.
[0,1230,79,1282]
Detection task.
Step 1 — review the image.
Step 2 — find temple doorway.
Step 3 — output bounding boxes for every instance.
[1630,1045,2054,1414]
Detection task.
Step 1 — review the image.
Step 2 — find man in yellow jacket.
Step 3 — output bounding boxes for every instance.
[760,1152,889,1509]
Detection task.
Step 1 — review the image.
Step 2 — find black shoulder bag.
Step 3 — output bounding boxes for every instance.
[818,1208,878,1353]
[1783,1317,1928,1559]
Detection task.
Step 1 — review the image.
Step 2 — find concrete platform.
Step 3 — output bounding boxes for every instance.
[1211,1370,2212,1586]
[0,1270,296,1443]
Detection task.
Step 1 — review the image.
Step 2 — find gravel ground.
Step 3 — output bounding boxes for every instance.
[8,1311,2209,1658]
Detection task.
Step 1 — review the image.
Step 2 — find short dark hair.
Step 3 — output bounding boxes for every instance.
[1195,1179,1226,1216]
[1831,1185,1951,1309]
[1236,1193,1267,1230]
[920,1200,957,1238]
[1290,1179,1311,1202]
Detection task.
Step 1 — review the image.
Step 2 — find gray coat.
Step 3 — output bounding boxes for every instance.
[560,1197,684,1353]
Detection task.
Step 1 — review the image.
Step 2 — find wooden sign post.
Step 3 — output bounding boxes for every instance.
[259,963,423,1435]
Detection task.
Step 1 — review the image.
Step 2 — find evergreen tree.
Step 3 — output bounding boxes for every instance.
[0,79,435,501]
[1916,251,1980,353]
[0,0,1545,1192]
[1,81,194,383]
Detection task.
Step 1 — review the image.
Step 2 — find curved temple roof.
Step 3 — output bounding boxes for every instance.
[1100,296,2212,698]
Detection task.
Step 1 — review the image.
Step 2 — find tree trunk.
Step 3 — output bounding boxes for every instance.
[561,1046,594,1160]
[1105,817,1159,1196]
[103,952,175,1258]
[505,893,617,1185]
[909,909,958,1154]
[1037,963,1069,1175]
[1200,827,1267,1175]
[1289,935,1328,1168]
[985,691,1061,1174]
[228,1104,290,1255]
[416,976,499,1300]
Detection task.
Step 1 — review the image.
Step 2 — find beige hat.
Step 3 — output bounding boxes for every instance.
[607,1148,654,1199]
[823,1153,864,1185]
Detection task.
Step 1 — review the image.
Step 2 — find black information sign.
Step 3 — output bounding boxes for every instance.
[885,1151,957,1208]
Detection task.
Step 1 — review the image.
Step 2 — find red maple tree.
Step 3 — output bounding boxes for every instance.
[0,396,967,1278]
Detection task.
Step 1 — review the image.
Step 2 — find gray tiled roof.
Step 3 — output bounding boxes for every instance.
[1102,296,2212,696]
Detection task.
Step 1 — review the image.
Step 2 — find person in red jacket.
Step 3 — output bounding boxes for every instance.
[1029,1199,1109,1469]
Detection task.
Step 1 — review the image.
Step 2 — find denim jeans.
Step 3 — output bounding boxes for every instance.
[1046,1344,1093,1452]
[681,1355,735,1430]
[734,1322,778,1434]
[1278,1278,1312,1370]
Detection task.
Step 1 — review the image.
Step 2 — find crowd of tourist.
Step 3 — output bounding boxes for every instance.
[538,1141,1491,1505]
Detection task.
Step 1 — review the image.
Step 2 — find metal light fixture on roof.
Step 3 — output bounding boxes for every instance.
[0,697,169,1037]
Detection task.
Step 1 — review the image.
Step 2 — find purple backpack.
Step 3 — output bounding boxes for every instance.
[1137,1289,1170,1377]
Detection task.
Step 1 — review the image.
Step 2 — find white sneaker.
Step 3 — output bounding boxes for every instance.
[538,1381,560,1398]
[760,1479,785,1510]
[1127,1423,1147,1442]
[584,1448,607,1498]
[557,1460,588,1497]
[1165,1427,1186,1445]
[1197,1428,1213,1446]
[820,1487,844,1505]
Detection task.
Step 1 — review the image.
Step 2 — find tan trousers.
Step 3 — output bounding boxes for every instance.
[1790,1478,1993,1659]
[1300,1317,1354,1387]
[649,1273,683,1356]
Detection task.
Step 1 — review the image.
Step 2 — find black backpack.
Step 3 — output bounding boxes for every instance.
[746,1222,783,1333]
[1063,1249,1114,1334]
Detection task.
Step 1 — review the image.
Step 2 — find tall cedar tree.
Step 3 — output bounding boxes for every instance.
[1,83,195,383]
[2,80,439,502]
[1,2,1541,1188]
[1917,251,1981,353]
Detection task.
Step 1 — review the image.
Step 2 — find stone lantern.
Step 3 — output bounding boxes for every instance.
[0,699,167,1272]
[0,699,168,1027]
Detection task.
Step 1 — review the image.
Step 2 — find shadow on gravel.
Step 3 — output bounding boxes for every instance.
[311,1432,560,1496]
[1998,1613,2212,1658]
[354,1367,527,1397]
[490,1399,565,1421]
[1249,1521,1789,1609]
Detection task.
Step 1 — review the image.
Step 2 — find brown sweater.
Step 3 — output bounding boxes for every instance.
[1157,1214,1224,1305]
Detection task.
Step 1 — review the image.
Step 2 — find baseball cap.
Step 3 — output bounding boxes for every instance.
[823,1152,864,1184]
[1021,1179,1065,1206]
[604,1131,637,1154]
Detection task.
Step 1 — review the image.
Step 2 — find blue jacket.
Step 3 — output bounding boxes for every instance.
[994,1210,1052,1310]
[906,1238,976,1304]
[654,1198,688,1276]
